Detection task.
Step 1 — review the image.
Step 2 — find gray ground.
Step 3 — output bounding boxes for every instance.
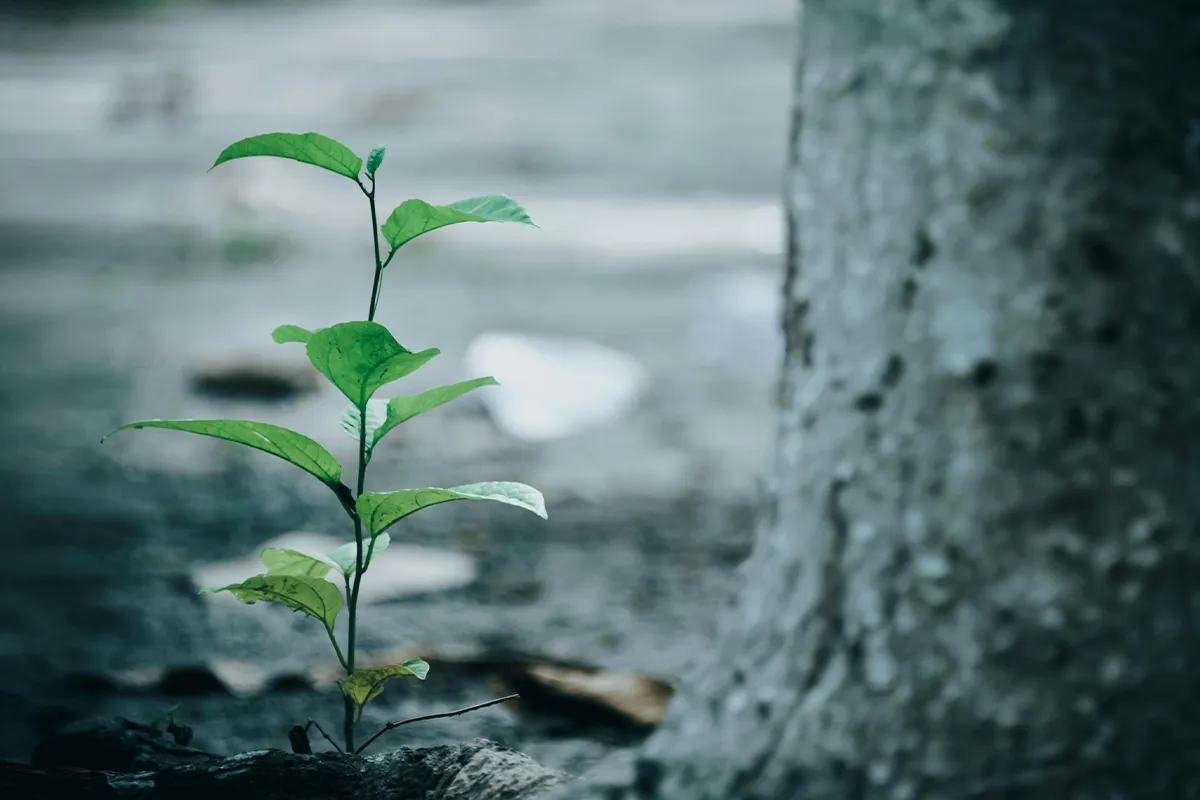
[0,0,793,774]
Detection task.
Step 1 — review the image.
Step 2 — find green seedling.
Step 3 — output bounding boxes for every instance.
[103,132,546,754]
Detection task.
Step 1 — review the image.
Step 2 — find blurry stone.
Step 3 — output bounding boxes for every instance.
[87,661,309,698]
[207,659,271,696]
[30,717,216,772]
[192,532,477,604]
[154,666,232,697]
[463,332,649,442]
[109,665,166,692]
[356,544,477,605]
[189,358,317,401]
[305,660,343,691]
[266,672,317,693]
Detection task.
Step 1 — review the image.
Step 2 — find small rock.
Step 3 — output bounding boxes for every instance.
[88,661,310,698]
[108,665,166,692]
[463,332,649,442]
[156,665,234,697]
[207,659,273,695]
[190,359,317,401]
[356,544,477,604]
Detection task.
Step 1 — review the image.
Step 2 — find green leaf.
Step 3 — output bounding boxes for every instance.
[343,660,430,710]
[306,321,439,408]
[272,324,312,345]
[260,547,339,579]
[340,399,388,446]
[326,533,390,576]
[372,377,498,449]
[366,145,386,177]
[210,132,363,180]
[102,420,342,486]
[381,195,535,251]
[357,482,547,538]
[201,575,342,633]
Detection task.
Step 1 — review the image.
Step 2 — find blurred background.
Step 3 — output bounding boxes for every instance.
[0,0,792,773]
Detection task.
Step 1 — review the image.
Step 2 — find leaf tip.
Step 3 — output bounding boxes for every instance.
[271,324,312,345]
[100,424,132,444]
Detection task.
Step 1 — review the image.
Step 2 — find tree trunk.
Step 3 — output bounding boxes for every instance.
[605,1,1200,798]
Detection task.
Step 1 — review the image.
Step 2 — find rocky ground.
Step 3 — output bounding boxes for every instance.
[0,0,793,776]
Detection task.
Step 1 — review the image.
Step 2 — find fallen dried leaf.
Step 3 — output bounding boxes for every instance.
[498,663,674,729]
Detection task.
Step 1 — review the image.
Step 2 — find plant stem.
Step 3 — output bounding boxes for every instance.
[305,719,344,754]
[341,173,391,753]
[354,694,521,756]
[365,179,384,323]
[343,402,369,753]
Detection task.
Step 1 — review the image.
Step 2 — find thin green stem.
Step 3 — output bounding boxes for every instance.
[340,172,390,753]
[365,178,385,322]
[342,692,356,754]
[369,268,384,321]
[342,403,369,753]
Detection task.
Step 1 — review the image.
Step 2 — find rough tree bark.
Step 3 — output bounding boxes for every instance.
[563,1,1200,798]
[0,718,566,799]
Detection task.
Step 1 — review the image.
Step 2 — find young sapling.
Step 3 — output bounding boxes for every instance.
[103,132,546,754]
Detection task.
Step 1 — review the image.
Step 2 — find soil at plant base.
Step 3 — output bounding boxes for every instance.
[0,0,791,777]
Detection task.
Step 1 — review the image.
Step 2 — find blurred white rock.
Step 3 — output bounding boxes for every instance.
[192,531,477,605]
[463,332,650,442]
